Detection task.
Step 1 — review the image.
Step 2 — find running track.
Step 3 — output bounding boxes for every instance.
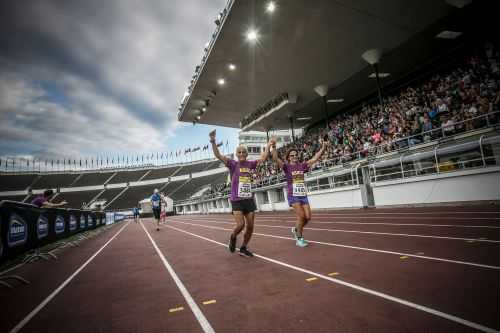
[1,206,500,332]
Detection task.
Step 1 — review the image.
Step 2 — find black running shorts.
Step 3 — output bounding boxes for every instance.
[231,198,257,214]
[152,208,161,220]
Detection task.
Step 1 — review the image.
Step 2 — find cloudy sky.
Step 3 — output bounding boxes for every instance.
[0,0,239,165]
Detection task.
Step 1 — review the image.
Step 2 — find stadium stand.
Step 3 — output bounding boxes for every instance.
[106,184,164,210]
[90,187,123,206]
[0,174,38,191]
[0,195,27,202]
[71,172,114,187]
[175,162,213,176]
[31,173,79,189]
[142,165,181,180]
[107,169,148,184]
[58,190,102,209]
[170,172,229,201]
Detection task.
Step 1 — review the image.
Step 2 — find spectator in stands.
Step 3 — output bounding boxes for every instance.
[150,189,165,231]
[31,189,68,208]
[210,129,272,258]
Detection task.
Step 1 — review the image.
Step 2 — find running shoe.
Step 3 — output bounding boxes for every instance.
[228,234,237,253]
[239,246,254,257]
[291,227,298,240]
[296,238,308,247]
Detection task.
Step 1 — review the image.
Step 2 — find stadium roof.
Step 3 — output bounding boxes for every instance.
[178,0,476,132]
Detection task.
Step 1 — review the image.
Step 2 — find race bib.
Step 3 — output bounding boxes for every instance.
[152,200,160,208]
[292,182,306,197]
[238,176,252,198]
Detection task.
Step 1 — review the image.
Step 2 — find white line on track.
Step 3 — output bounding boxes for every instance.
[169,218,500,244]
[168,220,500,270]
[261,215,500,220]
[9,222,130,333]
[257,211,500,216]
[163,223,500,333]
[178,216,500,229]
[139,221,215,333]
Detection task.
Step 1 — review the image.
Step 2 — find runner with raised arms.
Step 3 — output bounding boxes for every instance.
[209,129,272,257]
[271,136,328,247]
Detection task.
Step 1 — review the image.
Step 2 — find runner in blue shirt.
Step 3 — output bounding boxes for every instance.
[151,189,163,231]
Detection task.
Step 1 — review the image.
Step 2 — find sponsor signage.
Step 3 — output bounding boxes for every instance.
[37,215,49,239]
[80,215,86,230]
[55,215,65,234]
[88,215,94,227]
[0,216,3,258]
[8,213,28,247]
[69,215,77,231]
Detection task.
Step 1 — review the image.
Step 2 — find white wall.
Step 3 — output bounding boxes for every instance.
[373,167,500,206]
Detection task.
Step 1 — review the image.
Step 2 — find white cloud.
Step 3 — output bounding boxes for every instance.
[0,0,227,158]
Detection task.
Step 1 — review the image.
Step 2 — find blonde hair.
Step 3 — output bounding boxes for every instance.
[235,145,248,154]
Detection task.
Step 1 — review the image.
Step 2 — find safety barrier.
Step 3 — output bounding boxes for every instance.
[0,200,105,263]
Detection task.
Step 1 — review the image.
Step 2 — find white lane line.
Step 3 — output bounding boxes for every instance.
[257,211,500,216]
[169,218,500,244]
[177,216,500,229]
[139,221,215,333]
[255,215,500,220]
[163,223,499,333]
[9,222,130,333]
[168,220,500,271]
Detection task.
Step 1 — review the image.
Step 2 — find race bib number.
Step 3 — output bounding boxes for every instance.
[292,182,306,197]
[238,176,252,198]
[152,200,160,208]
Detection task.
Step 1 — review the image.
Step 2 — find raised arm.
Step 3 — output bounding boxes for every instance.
[270,139,284,169]
[257,140,273,166]
[306,139,328,168]
[209,130,229,165]
[43,200,68,208]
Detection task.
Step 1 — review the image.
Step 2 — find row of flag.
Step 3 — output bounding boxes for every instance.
[0,141,229,170]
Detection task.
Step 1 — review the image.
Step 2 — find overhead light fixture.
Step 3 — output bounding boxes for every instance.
[246,29,259,42]
[196,115,201,120]
[204,42,209,48]
[217,78,225,85]
[202,107,207,112]
[314,85,328,97]
[297,117,312,121]
[228,63,236,70]
[435,30,462,39]
[327,98,344,103]
[266,1,276,13]
[361,49,382,65]
[368,72,390,78]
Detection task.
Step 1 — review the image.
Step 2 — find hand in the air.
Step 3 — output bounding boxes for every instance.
[209,129,216,141]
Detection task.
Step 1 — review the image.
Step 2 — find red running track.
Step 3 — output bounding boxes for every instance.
[1,206,499,332]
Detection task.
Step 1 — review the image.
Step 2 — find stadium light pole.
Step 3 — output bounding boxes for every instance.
[314,85,329,129]
[362,49,384,110]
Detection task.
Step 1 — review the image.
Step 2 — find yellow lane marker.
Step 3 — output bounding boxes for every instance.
[202,300,217,305]
[169,307,184,313]
[306,277,318,282]
[328,272,339,276]
[400,256,408,260]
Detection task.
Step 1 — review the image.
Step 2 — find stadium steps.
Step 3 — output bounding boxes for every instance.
[169,166,183,177]
[103,172,117,185]
[165,179,190,198]
[137,170,151,181]
[22,193,31,203]
[103,186,129,209]
[28,175,41,190]
[86,188,107,208]
[69,173,84,187]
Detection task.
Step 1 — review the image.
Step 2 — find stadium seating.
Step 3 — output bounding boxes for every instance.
[107,170,148,184]
[171,172,228,200]
[106,184,165,210]
[57,190,102,209]
[71,172,115,187]
[0,174,38,191]
[31,174,79,189]
[142,166,181,180]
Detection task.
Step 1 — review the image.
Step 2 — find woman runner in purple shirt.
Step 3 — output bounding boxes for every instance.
[271,137,328,247]
[210,129,272,257]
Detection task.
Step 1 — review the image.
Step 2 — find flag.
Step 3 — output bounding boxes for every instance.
[57,159,60,165]
[193,146,200,152]
[45,160,47,166]
[79,159,82,166]
[217,141,223,147]
[226,140,229,146]
[51,160,54,167]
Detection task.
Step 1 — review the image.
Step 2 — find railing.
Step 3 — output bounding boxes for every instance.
[368,134,500,183]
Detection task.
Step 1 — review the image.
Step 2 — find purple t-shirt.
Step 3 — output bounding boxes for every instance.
[226,159,258,202]
[283,162,309,198]
[31,195,47,208]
